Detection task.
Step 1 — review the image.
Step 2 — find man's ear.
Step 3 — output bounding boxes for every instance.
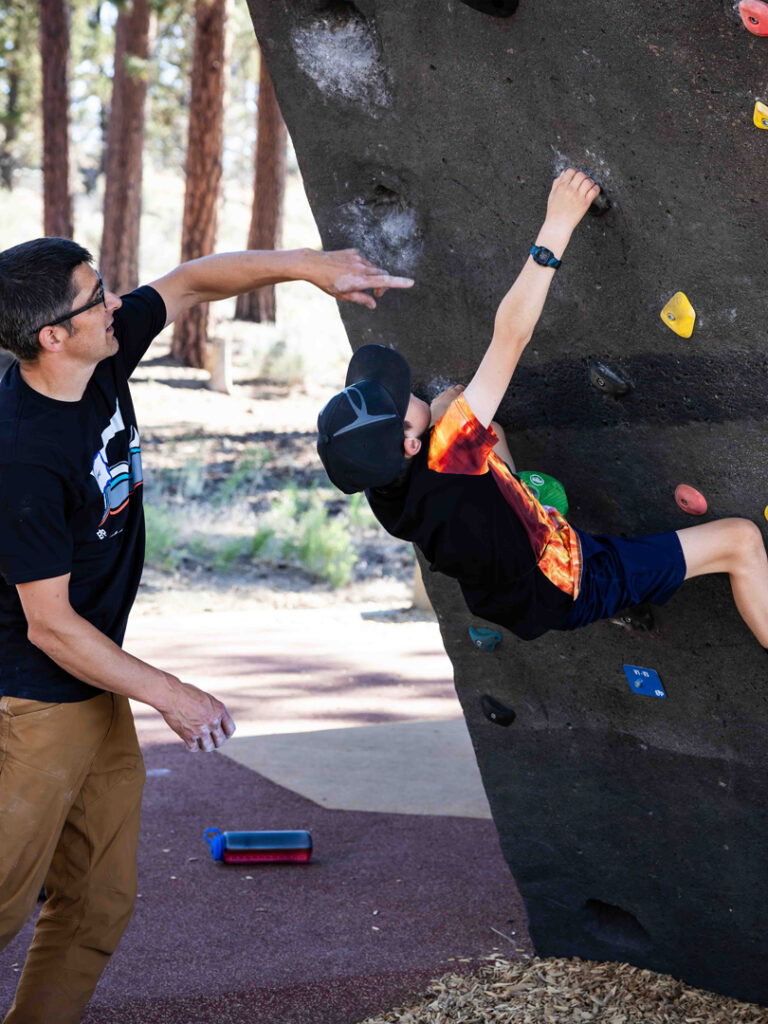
[404,437,422,457]
[37,325,67,355]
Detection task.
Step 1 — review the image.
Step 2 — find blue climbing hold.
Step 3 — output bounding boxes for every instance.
[623,665,666,699]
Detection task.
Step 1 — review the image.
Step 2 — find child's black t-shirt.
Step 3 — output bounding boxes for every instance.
[0,285,167,701]
[367,394,582,641]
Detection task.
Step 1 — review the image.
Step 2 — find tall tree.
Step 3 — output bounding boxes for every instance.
[39,0,73,237]
[0,54,21,190]
[171,0,228,369]
[143,0,194,170]
[234,54,287,325]
[70,2,124,193]
[0,0,40,191]
[100,0,151,294]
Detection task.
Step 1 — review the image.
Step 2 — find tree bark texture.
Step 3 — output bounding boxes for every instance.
[171,0,228,369]
[38,0,73,237]
[100,0,150,295]
[234,55,287,324]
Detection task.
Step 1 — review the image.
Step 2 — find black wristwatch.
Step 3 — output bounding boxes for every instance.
[529,244,561,269]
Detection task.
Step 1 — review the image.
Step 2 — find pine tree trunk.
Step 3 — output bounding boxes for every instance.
[0,70,20,190]
[171,0,228,369]
[100,0,150,295]
[38,0,73,237]
[234,55,287,325]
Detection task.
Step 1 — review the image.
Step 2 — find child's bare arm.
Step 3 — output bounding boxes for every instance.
[429,384,464,425]
[463,169,599,427]
[490,420,516,471]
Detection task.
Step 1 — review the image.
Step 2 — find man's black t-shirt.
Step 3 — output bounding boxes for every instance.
[366,395,580,641]
[0,285,167,701]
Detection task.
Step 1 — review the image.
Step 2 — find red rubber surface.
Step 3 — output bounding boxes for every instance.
[1,739,528,1024]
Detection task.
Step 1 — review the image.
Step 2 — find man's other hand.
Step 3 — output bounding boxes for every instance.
[307,248,414,309]
[160,680,236,752]
[545,168,601,233]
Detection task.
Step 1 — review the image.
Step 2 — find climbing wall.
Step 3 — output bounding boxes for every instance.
[245,0,768,1003]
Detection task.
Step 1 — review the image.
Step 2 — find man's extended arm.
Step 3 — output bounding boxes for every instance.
[149,247,414,326]
[17,574,233,752]
[463,169,599,427]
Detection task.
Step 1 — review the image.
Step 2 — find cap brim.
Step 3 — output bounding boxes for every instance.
[345,345,411,420]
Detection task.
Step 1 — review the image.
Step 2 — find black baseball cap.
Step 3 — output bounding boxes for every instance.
[317,344,412,494]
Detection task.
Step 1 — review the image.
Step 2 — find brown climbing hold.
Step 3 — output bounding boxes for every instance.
[675,484,707,516]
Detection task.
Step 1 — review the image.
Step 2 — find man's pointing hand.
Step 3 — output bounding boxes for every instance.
[306,248,414,309]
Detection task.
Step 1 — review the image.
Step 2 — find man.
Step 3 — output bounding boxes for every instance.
[0,239,413,1024]
[317,169,768,646]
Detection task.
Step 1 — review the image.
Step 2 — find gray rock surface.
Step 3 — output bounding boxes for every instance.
[246,0,768,1003]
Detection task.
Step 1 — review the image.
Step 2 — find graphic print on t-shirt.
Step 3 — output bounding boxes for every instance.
[429,395,581,598]
[90,397,143,532]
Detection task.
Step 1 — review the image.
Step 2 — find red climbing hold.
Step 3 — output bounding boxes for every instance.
[675,484,708,516]
[739,0,768,36]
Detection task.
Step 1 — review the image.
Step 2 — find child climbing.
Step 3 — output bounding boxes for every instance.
[317,169,768,644]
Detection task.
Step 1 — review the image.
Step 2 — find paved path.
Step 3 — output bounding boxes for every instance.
[0,604,529,1024]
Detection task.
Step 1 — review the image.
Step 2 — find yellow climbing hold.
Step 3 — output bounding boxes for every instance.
[754,100,768,129]
[764,504,768,522]
[660,292,696,339]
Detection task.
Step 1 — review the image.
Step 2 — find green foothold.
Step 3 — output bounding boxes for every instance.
[469,626,502,651]
[518,470,569,516]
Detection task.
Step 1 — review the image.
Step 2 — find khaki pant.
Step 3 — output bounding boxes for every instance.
[0,692,145,1024]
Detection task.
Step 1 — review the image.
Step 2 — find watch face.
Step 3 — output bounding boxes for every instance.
[535,247,552,264]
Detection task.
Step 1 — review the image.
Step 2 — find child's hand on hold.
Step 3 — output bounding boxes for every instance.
[545,169,601,233]
[430,384,464,425]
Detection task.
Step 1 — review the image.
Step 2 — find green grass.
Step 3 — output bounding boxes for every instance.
[143,503,186,572]
[143,463,373,588]
[212,446,270,507]
[272,486,358,587]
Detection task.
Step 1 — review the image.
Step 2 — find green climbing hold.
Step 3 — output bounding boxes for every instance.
[519,470,569,516]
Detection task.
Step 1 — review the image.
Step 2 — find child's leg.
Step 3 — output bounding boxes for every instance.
[491,421,516,472]
[677,518,768,646]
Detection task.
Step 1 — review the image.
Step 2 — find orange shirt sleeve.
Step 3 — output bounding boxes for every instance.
[428,394,498,475]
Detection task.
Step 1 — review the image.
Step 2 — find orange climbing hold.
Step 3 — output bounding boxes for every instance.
[675,484,707,516]
[739,0,768,35]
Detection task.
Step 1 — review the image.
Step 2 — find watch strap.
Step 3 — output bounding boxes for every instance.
[529,244,562,269]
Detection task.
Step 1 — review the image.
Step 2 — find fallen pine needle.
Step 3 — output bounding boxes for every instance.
[356,955,768,1024]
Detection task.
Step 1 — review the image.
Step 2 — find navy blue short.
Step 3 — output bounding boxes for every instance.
[555,529,687,632]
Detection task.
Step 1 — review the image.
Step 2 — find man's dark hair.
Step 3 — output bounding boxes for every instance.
[0,238,93,361]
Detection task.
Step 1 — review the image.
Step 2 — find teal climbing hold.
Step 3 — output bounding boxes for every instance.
[469,626,502,651]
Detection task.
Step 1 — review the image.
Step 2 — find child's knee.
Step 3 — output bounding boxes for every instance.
[728,518,765,564]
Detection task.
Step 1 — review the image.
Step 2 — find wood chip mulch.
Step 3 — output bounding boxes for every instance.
[359,955,768,1023]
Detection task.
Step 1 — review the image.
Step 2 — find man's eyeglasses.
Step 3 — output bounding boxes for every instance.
[33,273,106,334]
